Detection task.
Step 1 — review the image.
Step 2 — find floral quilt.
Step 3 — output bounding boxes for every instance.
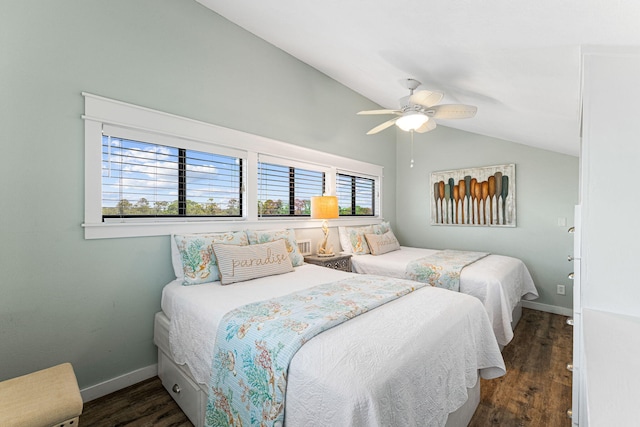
[404,249,489,291]
[205,275,426,427]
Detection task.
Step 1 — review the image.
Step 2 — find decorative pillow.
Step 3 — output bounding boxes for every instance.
[345,225,374,255]
[173,231,248,285]
[213,239,294,285]
[245,228,304,266]
[364,230,401,255]
[372,221,391,235]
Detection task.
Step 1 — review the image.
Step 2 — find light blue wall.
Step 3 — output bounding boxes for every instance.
[395,127,579,310]
[1,0,579,392]
[0,0,396,388]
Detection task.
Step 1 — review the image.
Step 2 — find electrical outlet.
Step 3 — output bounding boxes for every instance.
[557,284,566,295]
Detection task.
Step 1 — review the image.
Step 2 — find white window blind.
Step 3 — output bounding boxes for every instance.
[101,132,242,218]
[257,160,325,216]
[336,173,375,216]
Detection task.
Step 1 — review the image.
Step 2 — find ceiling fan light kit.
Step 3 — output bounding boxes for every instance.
[396,111,429,131]
[357,78,477,135]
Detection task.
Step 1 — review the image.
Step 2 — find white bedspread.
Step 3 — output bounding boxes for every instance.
[350,246,539,346]
[162,264,505,426]
[162,264,353,385]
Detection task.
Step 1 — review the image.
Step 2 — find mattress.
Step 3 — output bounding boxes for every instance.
[349,246,539,346]
[160,264,506,426]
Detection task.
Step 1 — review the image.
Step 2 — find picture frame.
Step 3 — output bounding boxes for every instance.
[430,164,516,227]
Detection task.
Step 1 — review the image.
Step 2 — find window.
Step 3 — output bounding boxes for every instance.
[101,135,242,219]
[83,93,384,239]
[257,161,325,216]
[336,173,375,216]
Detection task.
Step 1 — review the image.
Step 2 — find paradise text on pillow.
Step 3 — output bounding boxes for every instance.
[232,249,289,276]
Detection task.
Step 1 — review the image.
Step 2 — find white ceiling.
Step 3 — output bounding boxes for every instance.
[197,0,640,157]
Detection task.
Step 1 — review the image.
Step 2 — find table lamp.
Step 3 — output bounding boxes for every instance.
[311,195,339,257]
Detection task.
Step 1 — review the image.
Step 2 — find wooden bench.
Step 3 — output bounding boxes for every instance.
[0,363,83,427]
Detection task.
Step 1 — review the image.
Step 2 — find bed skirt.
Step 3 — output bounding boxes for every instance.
[153,311,481,427]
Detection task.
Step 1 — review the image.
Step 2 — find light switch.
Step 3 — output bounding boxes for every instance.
[557,217,567,227]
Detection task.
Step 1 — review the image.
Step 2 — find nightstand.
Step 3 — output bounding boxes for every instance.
[304,253,352,272]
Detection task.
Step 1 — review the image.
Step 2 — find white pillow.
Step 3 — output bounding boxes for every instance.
[170,233,185,279]
[172,231,248,285]
[338,226,352,253]
[213,239,294,285]
[364,230,400,255]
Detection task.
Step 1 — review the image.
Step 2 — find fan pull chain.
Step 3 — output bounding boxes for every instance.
[410,130,415,168]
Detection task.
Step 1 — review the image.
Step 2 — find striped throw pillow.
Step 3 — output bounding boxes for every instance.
[364,230,400,255]
[213,239,294,285]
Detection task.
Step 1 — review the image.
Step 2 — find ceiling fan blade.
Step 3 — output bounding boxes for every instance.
[366,117,399,135]
[409,90,444,108]
[415,119,437,133]
[357,109,402,115]
[428,104,478,119]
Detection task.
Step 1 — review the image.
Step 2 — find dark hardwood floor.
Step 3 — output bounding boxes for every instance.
[81,308,572,426]
[469,308,573,426]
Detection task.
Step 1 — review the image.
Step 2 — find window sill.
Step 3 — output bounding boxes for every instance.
[82,217,382,239]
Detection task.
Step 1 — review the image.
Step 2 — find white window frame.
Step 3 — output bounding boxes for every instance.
[336,170,379,217]
[100,124,246,221]
[82,92,384,239]
[256,154,332,217]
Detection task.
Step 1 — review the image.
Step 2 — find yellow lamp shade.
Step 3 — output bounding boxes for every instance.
[311,196,339,219]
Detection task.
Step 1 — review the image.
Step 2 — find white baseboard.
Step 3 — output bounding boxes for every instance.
[80,364,157,403]
[522,300,573,317]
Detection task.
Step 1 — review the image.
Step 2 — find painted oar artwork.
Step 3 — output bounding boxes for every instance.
[430,164,516,227]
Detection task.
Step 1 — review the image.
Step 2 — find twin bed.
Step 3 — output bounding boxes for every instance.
[154,226,537,426]
[349,247,538,347]
[338,224,538,347]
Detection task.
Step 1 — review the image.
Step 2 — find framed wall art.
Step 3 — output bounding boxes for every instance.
[430,164,516,227]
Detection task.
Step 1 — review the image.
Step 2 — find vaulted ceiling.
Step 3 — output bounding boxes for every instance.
[197,0,640,157]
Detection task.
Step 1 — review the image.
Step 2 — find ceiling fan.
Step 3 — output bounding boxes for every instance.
[358,79,477,135]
